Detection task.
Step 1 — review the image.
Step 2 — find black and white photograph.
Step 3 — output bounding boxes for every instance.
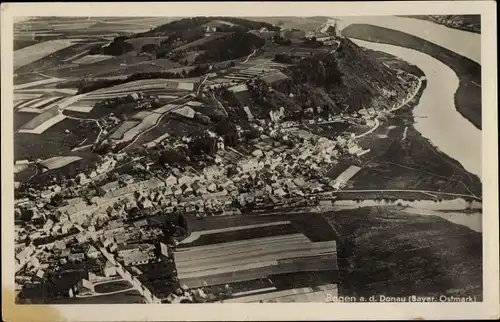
[2,2,498,321]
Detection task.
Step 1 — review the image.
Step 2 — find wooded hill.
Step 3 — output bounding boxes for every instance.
[221,38,415,121]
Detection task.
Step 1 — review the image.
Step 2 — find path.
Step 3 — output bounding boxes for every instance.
[212,92,228,117]
[75,287,136,298]
[402,126,408,140]
[118,93,192,152]
[242,49,257,64]
[64,114,104,144]
[355,73,422,139]
[330,189,481,201]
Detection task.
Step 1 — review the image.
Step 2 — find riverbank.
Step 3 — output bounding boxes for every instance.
[351,38,481,183]
[342,24,482,130]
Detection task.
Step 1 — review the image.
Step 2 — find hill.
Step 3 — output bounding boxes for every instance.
[220,37,415,121]
[134,17,279,37]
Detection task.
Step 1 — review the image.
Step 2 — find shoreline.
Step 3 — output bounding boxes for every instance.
[350,38,481,185]
[342,23,482,131]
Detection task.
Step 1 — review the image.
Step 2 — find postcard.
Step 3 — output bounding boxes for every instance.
[1,1,498,321]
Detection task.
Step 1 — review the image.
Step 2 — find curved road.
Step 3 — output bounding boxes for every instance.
[351,38,481,180]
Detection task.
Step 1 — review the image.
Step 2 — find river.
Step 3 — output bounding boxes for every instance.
[350,39,481,180]
[327,17,482,180]
[332,16,481,64]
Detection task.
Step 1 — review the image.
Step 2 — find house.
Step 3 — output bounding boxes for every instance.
[273,188,288,197]
[309,182,324,193]
[178,175,194,186]
[76,278,94,296]
[98,181,120,196]
[192,181,207,196]
[207,182,218,193]
[102,261,117,277]
[293,177,308,188]
[165,174,178,187]
[85,245,100,259]
[35,269,45,281]
[61,223,73,234]
[68,252,85,262]
[43,219,54,232]
[15,245,35,267]
[53,240,67,251]
[40,190,55,200]
[76,173,90,185]
[139,199,153,209]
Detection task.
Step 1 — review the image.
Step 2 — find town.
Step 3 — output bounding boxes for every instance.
[12,15,483,305]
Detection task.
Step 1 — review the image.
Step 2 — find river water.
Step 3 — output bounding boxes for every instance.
[350,39,481,180]
[332,16,481,64]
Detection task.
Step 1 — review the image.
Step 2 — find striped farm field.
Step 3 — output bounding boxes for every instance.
[39,155,83,170]
[14,39,78,70]
[18,113,67,135]
[178,254,337,289]
[174,231,337,289]
[109,120,140,140]
[86,79,195,99]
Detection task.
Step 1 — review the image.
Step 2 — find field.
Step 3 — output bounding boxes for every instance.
[85,79,194,100]
[14,118,100,160]
[109,120,141,140]
[22,152,102,185]
[73,54,114,65]
[174,213,339,290]
[124,36,171,48]
[324,206,482,299]
[14,42,107,74]
[172,32,234,52]
[342,23,481,130]
[14,112,38,131]
[14,39,77,70]
[39,155,83,170]
[93,280,132,293]
[17,106,61,131]
[123,114,162,142]
[347,112,482,197]
[40,51,153,78]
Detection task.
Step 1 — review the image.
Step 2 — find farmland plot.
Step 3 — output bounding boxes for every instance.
[109,120,141,140]
[174,231,338,289]
[73,54,114,65]
[40,156,83,170]
[14,41,103,73]
[14,39,77,69]
[15,118,99,160]
[172,33,234,52]
[116,113,162,143]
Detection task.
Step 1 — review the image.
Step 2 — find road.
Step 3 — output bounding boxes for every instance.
[64,114,104,144]
[330,189,481,201]
[118,93,192,152]
[212,92,228,118]
[355,73,422,139]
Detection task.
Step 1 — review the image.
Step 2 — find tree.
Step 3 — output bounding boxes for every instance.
[141,43,159,54]
[177,213,188,231]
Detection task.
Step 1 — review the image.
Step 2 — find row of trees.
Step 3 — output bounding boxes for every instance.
[89,36,134,56]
